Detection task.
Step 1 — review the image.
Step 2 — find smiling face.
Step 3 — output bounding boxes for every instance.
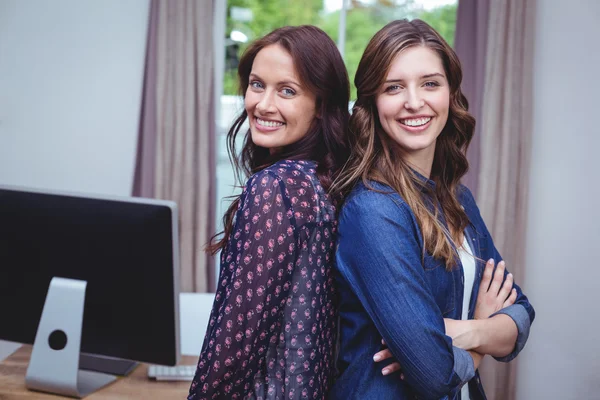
[375,45,450,172]
[245,44,317,153]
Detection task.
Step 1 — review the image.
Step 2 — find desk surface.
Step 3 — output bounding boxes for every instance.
[0,346,197,399]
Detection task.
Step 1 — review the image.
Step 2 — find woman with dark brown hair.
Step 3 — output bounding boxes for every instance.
[187,25,350,400]
[331,19,534,399]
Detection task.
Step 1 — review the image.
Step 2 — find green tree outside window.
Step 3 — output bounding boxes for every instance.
[223,0,457,99]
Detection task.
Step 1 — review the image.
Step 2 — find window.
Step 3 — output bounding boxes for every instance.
[215,0,458,233]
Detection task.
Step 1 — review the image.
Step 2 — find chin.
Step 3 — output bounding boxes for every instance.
[396,140,438,158]
[399,139,434,150]
[250,130,278,150]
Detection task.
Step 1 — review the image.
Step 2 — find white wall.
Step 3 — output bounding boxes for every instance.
[0,0,149,360]
[0,0,149,196]
[517,1,600,398]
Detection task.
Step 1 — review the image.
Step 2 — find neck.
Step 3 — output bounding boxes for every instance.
[405,148,435,179]
[269,147,281,155]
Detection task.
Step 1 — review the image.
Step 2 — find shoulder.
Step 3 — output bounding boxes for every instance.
[267,159,322,192]
[340,180,414,225]
[456,183,480,217]
[456,184,491,233]
[337,181,422,253]
[343,180,409,210]
[457,184,476,204]
[244,159,316,192]
[248,160,318,192]
[241,167,284,211]
[247,160,334,225]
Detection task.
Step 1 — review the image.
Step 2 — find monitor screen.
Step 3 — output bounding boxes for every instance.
[0,186,180,366]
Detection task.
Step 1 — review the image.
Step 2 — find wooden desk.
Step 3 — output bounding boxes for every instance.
[0,346,197,399]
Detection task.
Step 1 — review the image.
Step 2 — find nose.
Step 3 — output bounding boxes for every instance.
[404,87,425,111]
[256,90,276,114]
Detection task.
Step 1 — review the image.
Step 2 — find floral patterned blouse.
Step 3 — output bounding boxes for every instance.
[188,160,338,400]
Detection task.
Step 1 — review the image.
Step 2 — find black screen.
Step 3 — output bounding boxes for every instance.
[0,188,178,365]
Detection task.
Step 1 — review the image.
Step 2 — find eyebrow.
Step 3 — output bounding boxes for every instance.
[249,73,301,87]
[384,73,445,83]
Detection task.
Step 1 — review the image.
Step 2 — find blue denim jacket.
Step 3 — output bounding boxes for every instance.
[331,179,535,400]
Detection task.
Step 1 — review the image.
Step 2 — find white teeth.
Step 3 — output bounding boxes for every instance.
[401,117,431,127]
[256,118,284,128]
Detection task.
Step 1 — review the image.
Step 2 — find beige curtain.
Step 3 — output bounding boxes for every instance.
[475,1,536,399]
[454,0,490,197]
[134,0,216,292]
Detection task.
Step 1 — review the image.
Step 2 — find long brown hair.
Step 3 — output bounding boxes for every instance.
[333,19,475,269]
[207,25,350,254]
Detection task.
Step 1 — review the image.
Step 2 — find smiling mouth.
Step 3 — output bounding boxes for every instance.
[256,117,285,128]
[399,117,432,127]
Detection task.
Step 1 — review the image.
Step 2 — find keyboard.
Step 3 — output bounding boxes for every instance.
[147,364,196,381]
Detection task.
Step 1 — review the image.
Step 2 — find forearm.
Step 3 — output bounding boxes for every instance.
[468,350,484,370]
[472,314,518,357]
[445,316,518,358]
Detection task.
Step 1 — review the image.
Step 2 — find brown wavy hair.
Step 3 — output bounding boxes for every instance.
[332,19,475,269]
[207,25,350,254]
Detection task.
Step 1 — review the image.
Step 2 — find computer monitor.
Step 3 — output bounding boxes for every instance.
[0,185,180,397]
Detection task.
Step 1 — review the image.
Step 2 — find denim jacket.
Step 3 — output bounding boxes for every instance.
[330,179,535,400]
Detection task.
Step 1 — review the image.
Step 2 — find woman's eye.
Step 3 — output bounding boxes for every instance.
[424,81,440,88]
[281,88,296,97]
[385,84,402,93]
[250,81,263,89]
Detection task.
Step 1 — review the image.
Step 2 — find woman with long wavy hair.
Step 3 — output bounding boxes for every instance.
[330,19,534,399]
[188,25,350,400]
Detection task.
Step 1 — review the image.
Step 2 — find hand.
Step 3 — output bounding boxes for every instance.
[468,350,485,370]
[474,259,517,320]
[373,339,404,379]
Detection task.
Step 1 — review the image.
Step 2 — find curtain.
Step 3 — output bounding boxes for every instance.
[455,1,536,399]
[454,0,490,198]
[133,0,216,292]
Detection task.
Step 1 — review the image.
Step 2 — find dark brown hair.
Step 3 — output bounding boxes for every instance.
[332,19,475,268]
[208,25,350,254]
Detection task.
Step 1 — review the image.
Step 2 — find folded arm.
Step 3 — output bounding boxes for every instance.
[337,191,476,400]
[445,258,519,357]
[461,186,535,362]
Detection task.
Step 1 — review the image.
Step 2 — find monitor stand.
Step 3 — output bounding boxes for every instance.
[25,277,117,398]
[79,353,138,376]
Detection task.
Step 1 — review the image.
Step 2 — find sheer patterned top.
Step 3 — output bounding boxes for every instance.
[188,159,338,400]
